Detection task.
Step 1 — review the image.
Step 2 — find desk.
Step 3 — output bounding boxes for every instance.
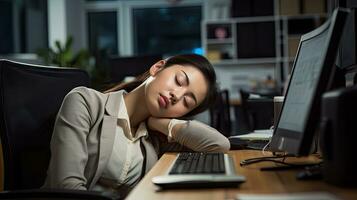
[126,150,357,200]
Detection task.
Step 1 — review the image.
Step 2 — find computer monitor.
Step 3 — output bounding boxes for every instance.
[270,8,349,156]
[109,54,162,83]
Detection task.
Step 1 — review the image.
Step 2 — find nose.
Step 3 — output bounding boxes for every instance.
[169,88,185,104]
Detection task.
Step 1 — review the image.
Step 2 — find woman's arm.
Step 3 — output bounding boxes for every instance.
[44,89,92,190]
[147,117,230,152]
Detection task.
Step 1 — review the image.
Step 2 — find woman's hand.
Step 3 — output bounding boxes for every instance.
[147,117,187,142]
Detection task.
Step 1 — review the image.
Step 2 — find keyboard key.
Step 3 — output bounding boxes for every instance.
[169,152,226,175]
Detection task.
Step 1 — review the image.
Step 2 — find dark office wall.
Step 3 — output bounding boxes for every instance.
[0,1,14,54]
[66,0,86,53]
[25,0,48,53]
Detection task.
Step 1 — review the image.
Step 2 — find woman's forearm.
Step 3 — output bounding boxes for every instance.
[148,117,230,152]
[172,120,230,152]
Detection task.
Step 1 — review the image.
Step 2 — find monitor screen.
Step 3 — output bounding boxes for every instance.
[109,54,162,83]
[278,29,328,133]
[270,8,349,156]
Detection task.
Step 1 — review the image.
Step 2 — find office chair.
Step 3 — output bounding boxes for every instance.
[239,88,276,131]
[0,60,114,199]
[210,89,232,137]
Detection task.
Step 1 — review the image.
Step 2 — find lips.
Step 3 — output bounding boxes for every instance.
[158,94,170,108]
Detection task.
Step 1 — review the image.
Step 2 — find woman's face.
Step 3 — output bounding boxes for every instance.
[145,61,208,118]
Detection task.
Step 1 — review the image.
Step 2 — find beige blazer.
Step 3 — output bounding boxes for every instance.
[43,87,229,190]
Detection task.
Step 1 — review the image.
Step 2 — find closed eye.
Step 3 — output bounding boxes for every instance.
[181,70,197,105]
[183,97,189,108]
[184,96,195,108]
[175,75,182,86]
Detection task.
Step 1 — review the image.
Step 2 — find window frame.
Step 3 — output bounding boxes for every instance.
[84,1,121,55]
[84,0,205,56]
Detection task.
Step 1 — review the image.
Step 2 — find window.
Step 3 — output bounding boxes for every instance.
[84,0,204,56]
[87,11,118,55]
[0,0,48,54]
[132,6,202,56]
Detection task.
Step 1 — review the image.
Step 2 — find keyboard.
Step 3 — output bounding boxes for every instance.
[169,152,226,175]
[152,152,246,189]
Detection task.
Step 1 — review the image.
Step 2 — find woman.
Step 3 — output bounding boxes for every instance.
[43,54,230,197]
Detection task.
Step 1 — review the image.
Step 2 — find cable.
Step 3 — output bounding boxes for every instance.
[242,158,292,166]
[261,139,271,155]
[261,126,274,155]
[240,154,291,166]
[240,153,322,171]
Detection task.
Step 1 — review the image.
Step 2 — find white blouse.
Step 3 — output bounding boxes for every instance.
[93,91,147,196]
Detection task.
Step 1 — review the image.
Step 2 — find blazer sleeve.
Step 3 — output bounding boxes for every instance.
[44,89,92,190]
[161,120,230,153]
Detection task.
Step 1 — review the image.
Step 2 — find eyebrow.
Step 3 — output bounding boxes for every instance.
[181,70,198,105]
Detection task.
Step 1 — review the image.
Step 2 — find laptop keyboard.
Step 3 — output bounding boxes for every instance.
[169,152,226,175]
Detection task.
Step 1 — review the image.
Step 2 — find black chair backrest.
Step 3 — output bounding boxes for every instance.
[0,60,90,190]
[210,89,231,137]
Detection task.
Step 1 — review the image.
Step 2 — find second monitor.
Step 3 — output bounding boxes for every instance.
[270,8,349,156]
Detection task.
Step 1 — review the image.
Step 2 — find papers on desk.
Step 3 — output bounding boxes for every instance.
[229,129,273,141]
[237,192,341,200]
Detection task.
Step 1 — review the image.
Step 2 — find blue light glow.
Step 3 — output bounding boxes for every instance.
[192,47,203,55]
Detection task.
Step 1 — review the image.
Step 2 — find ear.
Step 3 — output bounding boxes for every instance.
[149,60,166,76]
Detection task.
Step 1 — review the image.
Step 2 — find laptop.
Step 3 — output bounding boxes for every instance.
[151,152,246,189]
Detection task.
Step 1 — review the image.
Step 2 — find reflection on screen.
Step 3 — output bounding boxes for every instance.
[278,29,329,132]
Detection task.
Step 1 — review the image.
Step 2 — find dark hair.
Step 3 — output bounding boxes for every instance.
[104,54,218,117]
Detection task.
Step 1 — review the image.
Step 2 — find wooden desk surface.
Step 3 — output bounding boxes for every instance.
[126,150,357,200]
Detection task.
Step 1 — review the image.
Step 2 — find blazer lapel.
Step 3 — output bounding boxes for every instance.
[141,137,158,173]
[89,91,124,189]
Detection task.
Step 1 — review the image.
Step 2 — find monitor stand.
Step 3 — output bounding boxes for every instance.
[260,162,320,171]
[240,154,322,171]
[240,154,323,180]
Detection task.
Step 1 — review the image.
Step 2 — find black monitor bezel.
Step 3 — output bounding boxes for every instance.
[270,8,349,156]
